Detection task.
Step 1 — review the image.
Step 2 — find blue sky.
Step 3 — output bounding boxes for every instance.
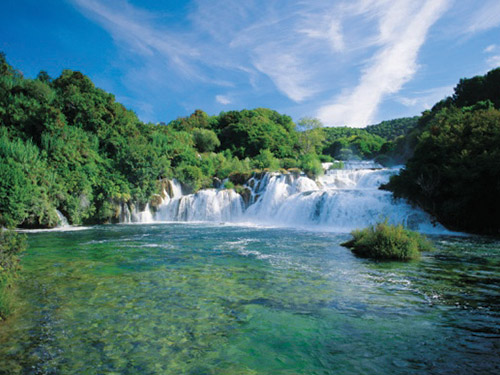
[1,0,499,127]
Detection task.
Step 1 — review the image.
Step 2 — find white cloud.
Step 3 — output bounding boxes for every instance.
[487,55,500,68]
[71,0,201,79]
[298,17,345,52]
[484,44,497,53]
[216,95,231,105]
[465,0,500,33]
[252,51,318,102]
[483,43,500,69]
[396,85,453,110]
[317,0,449,127]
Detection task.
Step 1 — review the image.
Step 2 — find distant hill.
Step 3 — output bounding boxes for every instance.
[365,116,419,140]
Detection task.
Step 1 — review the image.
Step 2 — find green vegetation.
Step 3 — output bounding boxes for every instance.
[0,229,26,320]
[384,67,500,234]
[341,220,434,261]
[0,53,427,230]
[365,116,419,140]
[321,127,385,161]
[328,161,345,170]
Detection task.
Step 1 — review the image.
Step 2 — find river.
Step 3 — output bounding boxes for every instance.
[0,224,499,374]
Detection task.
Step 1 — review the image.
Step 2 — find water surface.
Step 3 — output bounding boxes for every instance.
[1,224,499,374]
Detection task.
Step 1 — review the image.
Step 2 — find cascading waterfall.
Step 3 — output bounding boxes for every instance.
[156,188,244,222]
[56,210,70,227]
[127,162,447,233]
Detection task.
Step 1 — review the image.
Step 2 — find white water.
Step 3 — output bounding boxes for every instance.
[126,163,448,233]
[56,210,70,227]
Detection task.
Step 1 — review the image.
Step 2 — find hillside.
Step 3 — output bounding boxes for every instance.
[384,67,500,234]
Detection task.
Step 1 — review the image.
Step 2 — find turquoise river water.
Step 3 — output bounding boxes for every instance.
[0,223,499,374]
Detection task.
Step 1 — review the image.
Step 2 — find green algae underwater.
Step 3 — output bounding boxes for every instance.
[0,223,499,374]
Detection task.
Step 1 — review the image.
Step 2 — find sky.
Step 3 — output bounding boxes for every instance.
[1,0,499,127]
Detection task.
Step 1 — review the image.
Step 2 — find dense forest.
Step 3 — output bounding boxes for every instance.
[384,68,500,234]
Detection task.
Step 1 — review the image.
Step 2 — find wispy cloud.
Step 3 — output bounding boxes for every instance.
[465,0,500,34]
[487,55,500,69]
[317,0,449,127]
[299,19,345,52]
[71,0,201,80]
[483,43,500,69]
[396,85,453,110]
[484,44,497,53]
[215,95,231,105]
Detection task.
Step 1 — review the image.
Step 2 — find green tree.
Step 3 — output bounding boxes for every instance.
[299,153,323,178]
[297,117,325,155]
[252,149,280,170]
[192,128,220,153]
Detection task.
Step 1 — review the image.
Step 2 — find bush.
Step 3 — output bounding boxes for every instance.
[328,161,344,170]
[318,154,333,162]
[252,149,280,171]
[192,128,220,153]
[341,220,433,261]
[299,153,323,179]
[223,180,235,190]
[280,157,299,169]
[0,229,27,320]
[174,164,204,192]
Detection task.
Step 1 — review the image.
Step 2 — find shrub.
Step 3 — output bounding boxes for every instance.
[280,157,299,169]
[174,164,204,192]
[328,161,344,170]
[341,220,433,261]
[318,154,333,162]
[192,128,220,153]
[299,153,323,179]
[252,149,280,171]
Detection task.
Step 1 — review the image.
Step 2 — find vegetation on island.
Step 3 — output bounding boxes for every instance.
[0,230,26,320]
[341,220,434,261]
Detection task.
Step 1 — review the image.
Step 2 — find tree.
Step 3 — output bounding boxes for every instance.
[297,117,325,155]
[252,149,280,170]
[192,128,220,153]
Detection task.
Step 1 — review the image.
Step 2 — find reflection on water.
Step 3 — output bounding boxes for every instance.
[0,224,499,374]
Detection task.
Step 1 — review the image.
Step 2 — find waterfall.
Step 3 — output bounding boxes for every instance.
[56,210,70,227]
[125,164,448,233]
[155,189,244,222]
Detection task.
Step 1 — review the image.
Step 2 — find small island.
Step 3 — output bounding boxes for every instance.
[341,220,434,261]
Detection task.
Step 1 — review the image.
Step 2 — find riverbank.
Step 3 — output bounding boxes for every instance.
[0,230,26,321]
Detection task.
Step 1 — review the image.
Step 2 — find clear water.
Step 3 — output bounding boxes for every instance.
[1,224,499,374]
